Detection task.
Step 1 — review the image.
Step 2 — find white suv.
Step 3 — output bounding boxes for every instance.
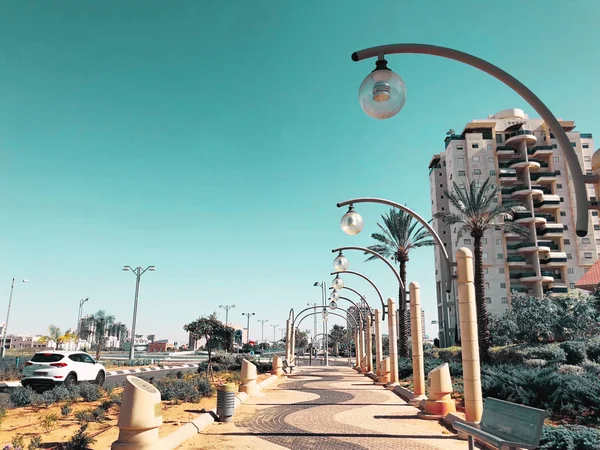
[22,351,106,389]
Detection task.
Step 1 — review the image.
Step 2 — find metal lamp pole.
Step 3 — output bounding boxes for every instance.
[219,304,235,326]
[241,312,255,345]
[257,319,268,349]
[123,266,155,360]
[1,278,29,358]
[270,324,278,347]
[76,298,90,337]
[313,281,328,366]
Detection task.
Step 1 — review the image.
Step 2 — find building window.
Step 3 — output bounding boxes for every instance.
[560,211,566,216]
[487,144,493,150]
[564,239,570,245]
[496,134,503,143]
[564,225,569,230]
[483,252,488,259]
[485,282,490,289]
[593,211,598,216]
[584,252,593,258]
[557,184,562,189]
[475,180,481,187]
[474,169,481,175]
[567,253,573,259]
[457,157,465,164]
[473,156,480,161]
[595,225,600,231]
[571,142,576,147]
[486,297,492,304]
[501,297,508,304]
[500,283,506,288]
[583,238,591,244]
[596,239,600,245]
[570,283,576,289]
[585,156,591,162]
[568,268,574,274]
[458,171,466,176]
[482,238,488,244]
[496,239,502,245]
[497,253,504,260]
[464,239,472,245]
[488,157,494,163]
[456,145,464,150]
[560,197,564,202]
[472,144,479,149]
[484,268,489,274]
[583,143,589,149]
[499,268,505,274]
[553,157,560,162]
[489,170,496,176]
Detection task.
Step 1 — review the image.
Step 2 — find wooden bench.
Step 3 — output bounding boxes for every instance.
[454,398,549,450]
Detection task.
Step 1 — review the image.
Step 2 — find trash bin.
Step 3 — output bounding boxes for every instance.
[217,383,236,423]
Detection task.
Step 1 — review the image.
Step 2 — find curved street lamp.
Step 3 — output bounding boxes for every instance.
[351,43,590,237]
[330,270,386,318]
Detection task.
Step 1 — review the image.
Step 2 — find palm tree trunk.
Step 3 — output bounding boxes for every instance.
[473,234,490,361]
[398,261,409,358]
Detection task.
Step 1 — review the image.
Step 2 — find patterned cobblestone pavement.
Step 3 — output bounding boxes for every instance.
[178,366,468,449]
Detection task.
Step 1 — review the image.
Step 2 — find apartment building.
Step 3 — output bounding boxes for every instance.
[429,108,597,346]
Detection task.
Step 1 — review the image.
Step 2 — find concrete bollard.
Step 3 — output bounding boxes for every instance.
[354,330,361,369]
[375,357,391,384]
[410,282,426,401]
[387,298,399,386]
[272,355,284,377]
[457,247,483,423]
[112,376,163,450]
[366,315,374,373]
[285,320,291,362]
[418,363,456,419]
[239,359,258,395]
[374,309,383,379]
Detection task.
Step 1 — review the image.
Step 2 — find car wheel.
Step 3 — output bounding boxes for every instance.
[64,373,77,386]
[95,371,105,386]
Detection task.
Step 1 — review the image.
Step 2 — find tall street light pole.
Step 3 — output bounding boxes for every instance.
[306,302,317,345]
[241,312,255,345]
[257,319,268,349]
[1,278,29,358]
[123,266,155,360]
[270,324,278,347]
[313,281,328,366]
[219,304,235,327]
[76,298,90,337]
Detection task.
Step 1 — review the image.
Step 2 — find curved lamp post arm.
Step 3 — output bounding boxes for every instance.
[292,305,327,327]
[296,309,357,330]
[341,286,374,319]
[337,197,452,293]
[331,270,386,319]
[351,43,589,237]
[332,246,405,303]
[336,295,365,323]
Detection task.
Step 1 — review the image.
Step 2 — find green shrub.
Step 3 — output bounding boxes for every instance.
[64,424,96,450]
[582,361,600,376]
[109,392,122,406]
[540,425,600,450]
[561,341,588,365]
[438,348,461,363]
[423,358,445,374]
[40,413,58,432]
[254,362,272,374]
[153,379,201,402]
[0,401,7,427]
[586,341,600,363]
[74,409,94,424]
[61,404,72,417]
[10,387,36,407]
[524,359,547,367]
[447,361,463,376]
[490,344,567,365]
[398,357,412,379]
[557,364,585,375]
[11,435,26,450]
[78,383,102,402]
[27,435,42,450]
[92,407,106,422]
[194,377,214,398]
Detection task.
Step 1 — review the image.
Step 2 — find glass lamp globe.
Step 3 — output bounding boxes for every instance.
[322,310,329,320]
[329,300,337,310]
[340,208,364,235]
[358,61,406,120]
[332,276,344,291]
[333,254,349,272]
[330,291,340,301]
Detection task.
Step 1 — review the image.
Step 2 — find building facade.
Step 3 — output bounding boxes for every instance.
[429,109,597,346]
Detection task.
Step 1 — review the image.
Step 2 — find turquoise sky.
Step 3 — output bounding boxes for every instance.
[1,1,599,344]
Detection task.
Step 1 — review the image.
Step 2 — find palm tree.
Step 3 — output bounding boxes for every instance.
[328,325,347,356]
[434,178,528,360]
[365,208,436,357]
[86,310,115,359]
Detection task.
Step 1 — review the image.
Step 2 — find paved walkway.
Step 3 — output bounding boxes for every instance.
[178,366,468,449]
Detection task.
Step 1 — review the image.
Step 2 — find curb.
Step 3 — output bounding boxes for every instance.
[158,374,280,449]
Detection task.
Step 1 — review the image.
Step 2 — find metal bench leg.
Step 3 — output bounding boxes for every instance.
[467,435,475,450]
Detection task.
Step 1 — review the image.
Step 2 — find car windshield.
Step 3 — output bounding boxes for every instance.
[31,353,64,363]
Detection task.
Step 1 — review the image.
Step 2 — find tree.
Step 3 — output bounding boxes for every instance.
[183,313,227,366]
[48,325,62,346]
[434,178,527,360]
[365,208,435,357]
[83,310,115,359]
[328,325,347,356]
[295,330,309,351]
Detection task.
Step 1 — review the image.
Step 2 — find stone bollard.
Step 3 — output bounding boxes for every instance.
[410,282,427,402]
[418,363,456,419]
[374,309,383,379]
[239,359,258,395]
[387,298,399,386]
[272,355,284,377]
[112,376,163,450]
[365,315,373,373]
[375,357,391,385]
[457,247,483,423]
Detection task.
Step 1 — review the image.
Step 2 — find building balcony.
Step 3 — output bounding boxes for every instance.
[529,159,549,168]
[496,145,516,156]
[509,159,541,170]
[506,129,538,146]
[499,169,518,182]
[511,285,529,293]
[536,224,564,237]
[546,283,569,294]
[527,146,554,157]
[515,241,552,253]
[507,255,527,266]
[533,195,561,210]
[537,240,560,251]
[510,187,545,198]
[514,211,547,225]
[509,271,554,283]
[530,171,560,183]
[540,252,568,267]
[536,213,557,223]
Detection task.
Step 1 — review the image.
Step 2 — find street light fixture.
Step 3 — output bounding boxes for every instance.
[332,275,344,291]
[257,319,268,349]
[76,298,90,337]
[241,312,255,345]
[1,278,29,358]
[340,205,364,235]
[219,304,235,327]
[358,58,406,120]
[123,265,155,360]
[270,323,278,346]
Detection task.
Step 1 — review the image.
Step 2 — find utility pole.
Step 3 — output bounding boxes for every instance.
[123,265,155,360]
[241,312,255,345]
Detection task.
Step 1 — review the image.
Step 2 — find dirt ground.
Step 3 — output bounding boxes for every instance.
[1,373,270,449]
